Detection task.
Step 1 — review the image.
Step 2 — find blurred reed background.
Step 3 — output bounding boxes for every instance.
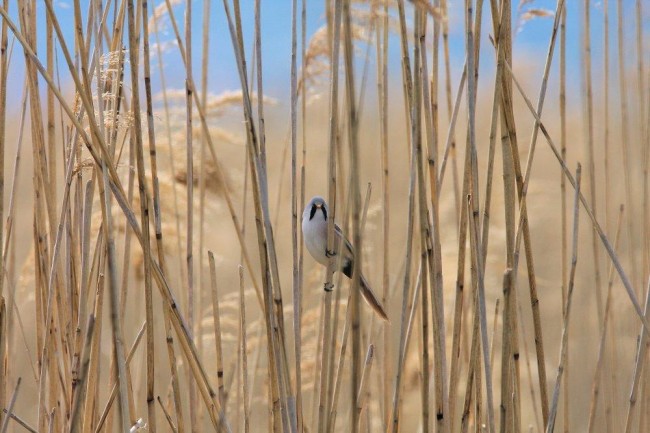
[0,0,647,432]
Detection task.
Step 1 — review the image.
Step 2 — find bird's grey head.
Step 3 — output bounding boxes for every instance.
[304,196,329,222]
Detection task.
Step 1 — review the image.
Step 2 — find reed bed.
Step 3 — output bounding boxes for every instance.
[0,0,647,432]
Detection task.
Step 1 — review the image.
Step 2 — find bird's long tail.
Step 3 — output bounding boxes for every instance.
[360,275,389,321]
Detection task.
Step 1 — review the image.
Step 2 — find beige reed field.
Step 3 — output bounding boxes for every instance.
[0,0,648,432]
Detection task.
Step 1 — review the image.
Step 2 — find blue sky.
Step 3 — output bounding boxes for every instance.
[3,0,647,112]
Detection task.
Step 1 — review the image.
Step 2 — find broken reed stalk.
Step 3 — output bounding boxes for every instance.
[198,0,211,387]
[158,396,179,433]
[356,344,375,431]
[94,321,147,433]
[209,251,226,410]
[546,164,582,433]
[0,376,20,433]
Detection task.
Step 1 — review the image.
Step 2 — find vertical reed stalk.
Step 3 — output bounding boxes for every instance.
[126,0,157,429]
[546,164,582,433]
[559,3,568,431]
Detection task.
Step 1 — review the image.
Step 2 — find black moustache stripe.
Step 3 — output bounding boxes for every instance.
[309,205,317,220]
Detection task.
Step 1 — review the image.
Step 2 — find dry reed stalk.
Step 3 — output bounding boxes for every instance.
[513,294,542,433]
[389,0,418,420]
[151,5,186,285]
[0,0,7,324]
[356,344,375,431]
[0,376,20,433]
[94,321,146,433]
[498,2,567,428]
[325,185,372,433]
[158,396,179,433]
[310,300,327,431]
[318,0,342,431]
[209,251,226,410]
[239,266,250,433]
[198,0,211,390]
[480,0,504,274]
[581,0,607,331]
[636,0,647,281]
[546,164,582,433]
[142,1,185,428]
[418,7,450,433]
[587,205,624,432]
[221,1,295,429]
[458,258,481,433]
[411,9,430,432]
[465,1,488,431]
[467,194,495,433]
[82,236,105,433]
[616,0,637,299]
[0,299,4,430]
[623,283,650,431]
[70,315,95,433]
[100,157,132,431]
[504,61,650,333]
[500,268,514,433]
[183,0,198,428]
[445,59,468,423]
[290,0,303,430]
[374,1,391,427]
[125,0,157,429]
[342,1,362,429]
[559,3,568,431]
[160,0,266,311]
[1,408,37,433]
[489,299,499,375]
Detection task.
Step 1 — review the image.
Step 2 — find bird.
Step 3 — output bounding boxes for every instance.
[302,196,389,321]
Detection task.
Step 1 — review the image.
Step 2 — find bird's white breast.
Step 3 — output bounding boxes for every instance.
[302,213,329,266]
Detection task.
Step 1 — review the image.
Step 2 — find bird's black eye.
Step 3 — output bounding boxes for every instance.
[309,205,317,220]
[321,206,327,221]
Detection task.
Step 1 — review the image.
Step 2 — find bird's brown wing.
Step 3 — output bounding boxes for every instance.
[335,224,389,321]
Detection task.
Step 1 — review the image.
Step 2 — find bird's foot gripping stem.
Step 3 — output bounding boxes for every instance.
[325,249,336,258]
[324,281,334,292]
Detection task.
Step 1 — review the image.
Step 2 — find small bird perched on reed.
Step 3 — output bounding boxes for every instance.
[302,196,389,321]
